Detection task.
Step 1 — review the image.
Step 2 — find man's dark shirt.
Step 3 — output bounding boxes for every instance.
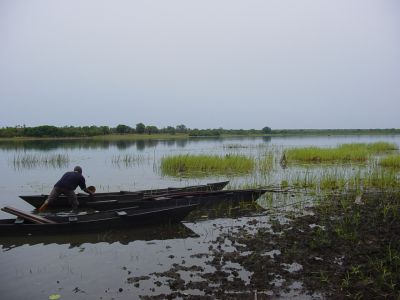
[54,171,86,191]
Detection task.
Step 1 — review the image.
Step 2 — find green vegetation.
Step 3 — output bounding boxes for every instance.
[285,146,369,163]
[111,154,148,167]
[0,124,266,139]
[308,191,400,298]
[160,154,254,177]
[11,153,69,169]
[1,124,399,139]
[284,167,399,192]
[379,154,400,168]
[258,152,275,174]
[285,142,398,163]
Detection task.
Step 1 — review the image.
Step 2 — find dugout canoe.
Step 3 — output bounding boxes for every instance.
[19,181,229,209]
[0,204,199,235]
[71,189,268,210]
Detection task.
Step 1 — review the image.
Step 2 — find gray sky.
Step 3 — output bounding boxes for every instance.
[1,0,399,130]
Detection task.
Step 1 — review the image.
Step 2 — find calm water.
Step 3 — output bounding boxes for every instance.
[0,135,399,299]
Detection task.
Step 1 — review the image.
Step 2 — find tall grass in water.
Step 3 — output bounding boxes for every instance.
[337,141,398,152]
[257,151,275,174]
[160,154,254,177]
[12,153,69,169]
[285,142,398,164]
[111,154,147,167]
[276,165,398,193]
[285,146,369,163]
[359,168,399,190]
[379,155,400,169]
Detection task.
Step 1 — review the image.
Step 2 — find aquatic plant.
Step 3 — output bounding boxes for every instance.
[111,154,148,167]
[379,154,400,169]
[285,142,398,164]
[285,146,369,163]
[338,141,398,152]
[359,168,399,190]
[257,151,275,174]
[11,153,69,169]
[160,154,254,177]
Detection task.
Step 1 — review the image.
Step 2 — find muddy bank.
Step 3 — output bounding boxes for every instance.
[133,191,399,299]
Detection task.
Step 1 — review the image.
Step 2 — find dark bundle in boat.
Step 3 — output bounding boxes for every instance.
[19,181,229,209]
[0,204,199,236]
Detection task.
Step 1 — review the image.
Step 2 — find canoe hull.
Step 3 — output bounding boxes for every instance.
[42,189,267,211]
[122,189,268,210]
[0,204,199,236]
[19,181,229,209]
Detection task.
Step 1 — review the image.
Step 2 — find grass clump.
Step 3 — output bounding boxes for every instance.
[360,169,399,190]
[379,155,400,169]
[338,141,398,153]
[285,142,398,164]
[285,146,369,163]
[160,154,254,177]
[257,151,275,174]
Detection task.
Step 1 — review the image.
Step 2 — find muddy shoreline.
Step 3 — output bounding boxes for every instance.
[126,191,400,299]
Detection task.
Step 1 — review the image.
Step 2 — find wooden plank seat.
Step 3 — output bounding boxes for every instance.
[1,206,56,224]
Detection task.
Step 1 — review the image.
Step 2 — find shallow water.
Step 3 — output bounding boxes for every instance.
[0,135,399,299]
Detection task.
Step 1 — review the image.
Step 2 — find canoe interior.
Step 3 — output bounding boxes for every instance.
[19,181,230,209]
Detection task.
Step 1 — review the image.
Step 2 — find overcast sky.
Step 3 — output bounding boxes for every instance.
[0,0,399,130]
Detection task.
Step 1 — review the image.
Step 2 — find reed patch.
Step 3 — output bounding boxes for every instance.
[160,154,254,177]
[11,153,69,169]
[284,142,398,164]
[379,154,400,169]
[111,154,149,167]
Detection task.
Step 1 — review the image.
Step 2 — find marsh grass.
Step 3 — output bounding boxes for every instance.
[309,191,400,298]
[257,151,275,174]
[12,153,69,169]
[285,142,398,164]
[160,154,254,177]
[111,154,148,167]
[379,154,400,169]
[359,168,399,190]
[274,165,398,194]
[285,146,369,163]
[290,170,317,189]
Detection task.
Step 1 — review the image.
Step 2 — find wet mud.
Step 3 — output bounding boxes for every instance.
[128,191,399,299]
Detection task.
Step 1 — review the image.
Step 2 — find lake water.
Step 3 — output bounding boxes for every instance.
[0,135,399,299]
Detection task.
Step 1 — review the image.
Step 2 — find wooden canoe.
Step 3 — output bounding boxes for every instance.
[0,204,199,235]
[19,181,229,209]
[69,189,267,210]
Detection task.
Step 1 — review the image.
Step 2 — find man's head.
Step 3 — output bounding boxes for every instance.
[74,166,82,174]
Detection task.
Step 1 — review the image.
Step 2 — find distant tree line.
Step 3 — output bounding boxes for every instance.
[0,123,273,138]
[0,124,398,138]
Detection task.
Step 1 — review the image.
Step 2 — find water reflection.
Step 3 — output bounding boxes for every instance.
[0,223,198,251]
[0,138,191,152]
[0,139,139,151]
[262,136,272,143]
[0,136,269,152]
[185,200,266,222]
